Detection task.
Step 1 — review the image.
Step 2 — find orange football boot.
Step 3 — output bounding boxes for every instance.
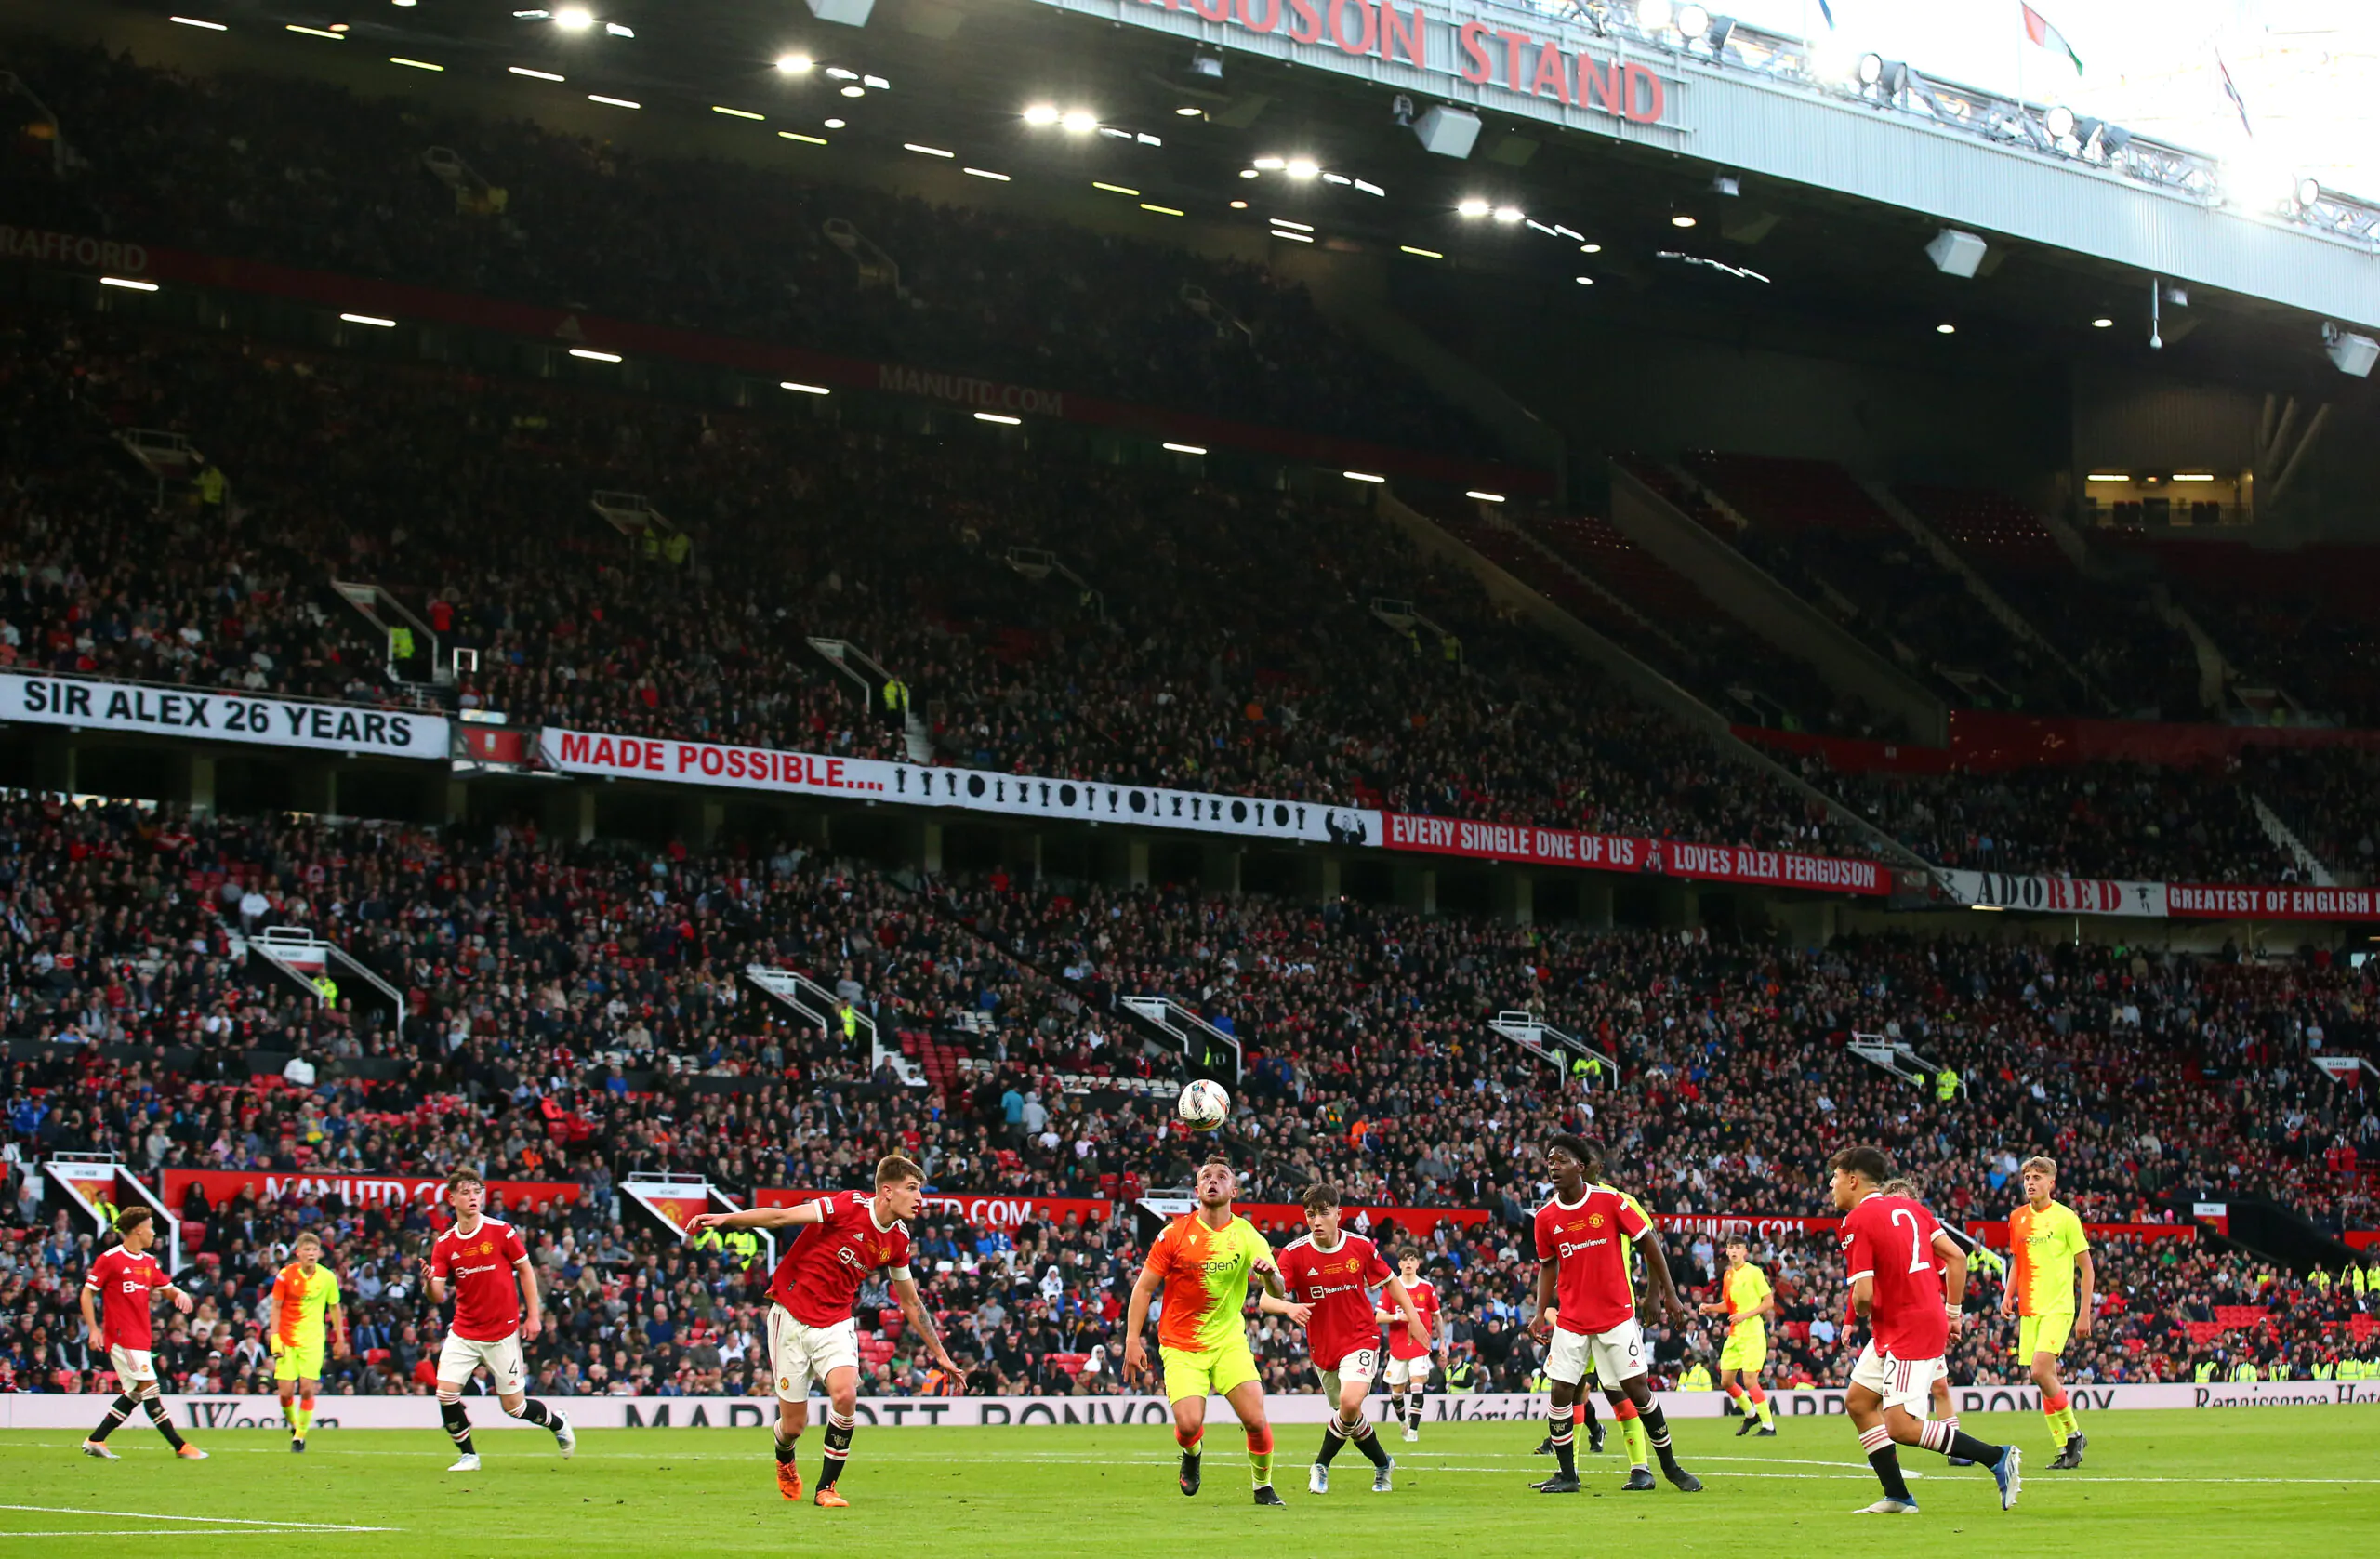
[774,1460,804,1501]
[813,1487,849,1509]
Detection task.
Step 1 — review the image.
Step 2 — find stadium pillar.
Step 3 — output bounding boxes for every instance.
[1656,883,1700,931]
[908,819,944,875]
[32,738,74,797]
[1200,844,1241,897]
[1577,879,1613,929]
[181,753,217,818]
[676,795,724,850]
[1496,871,1534,926]
[1395,863,1436,916]
[292,763,337,816]
[1096,834,1150,889]
[545,786,597,845]
[1296,854,1341,903]
[1006,829,1044,884]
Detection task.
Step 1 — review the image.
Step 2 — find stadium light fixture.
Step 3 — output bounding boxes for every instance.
[100,276,159,291]
[1229,200,1249,209]
[974,412,1023,425]
[339,312,397,327]
[1457,199,1490,218]
[822,118,846,128]
[1273,230,1315,243]
[1639,0,1673,31]
[1286,159,1320,179]
[1023,103,1059,125]
[1061,110,1097,133]
[840,86,865,98]
[1141,204,1184,217]
[509,66,566,81]
[286,24,345,39]
[1935,323,1957,335]
[1574,276,1595,285]
[1580,243,1603,254]
[588,95,641,109]
[1092,181,1140,196]
[1163,443,1208,455]
[1270,218,1315,232]
[713,105,766,120]
[390,57,445,71]
[1239,170,1261,180]
[169,15,229,29]
[605,21,633,36]
[1925,228,1987,278]
[1176,106,1204,117]
[2092,317,2113,328]
[1343,470,1385,483]
[1254,157,1287,170]
[1491,205,1524,223]
[964,167,1010,181]
[568,348,623,362]
[1670,214,1697,228]
[1466,491,1506,503]
[781,381,832,394]
[2084,473,2129,482]
[777,54,815,73]
[2044,104,2076,141]
[2170,472,2216,482]
[781,131,828,144]
[553,6,594,29]
[905,143,954,158]
[2324,322,2379,377]
[1399,245,1443,258]
[865,75,890,90]
[1676,4,1709,38]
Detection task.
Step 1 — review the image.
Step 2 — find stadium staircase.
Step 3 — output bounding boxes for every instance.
[1486,1009,1618,1084]
[1003,547,1106,626]
[239,924,411,1039]
[1607,458,1950,744]
[114,426,204,507]
[742,964,925,1088]
[329,579,451,691]
[1371,487,1932,872]
[1847,1030,1946,1086]
[2247,793,2336,885]
[803,636,935,762]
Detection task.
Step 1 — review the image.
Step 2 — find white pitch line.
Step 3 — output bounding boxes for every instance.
[0,1505,398,1532]
[0,1531,311,1538]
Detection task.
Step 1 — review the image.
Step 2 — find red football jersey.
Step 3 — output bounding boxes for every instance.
[85,1246,168,1352]
[1841,1193,1950,1360]
[768,1190,915,1328]
[431,1216,530,1341]
[1533,1185,1651,1334]
[1390,1275,1440,1361]
[1278,1232,1392,1368]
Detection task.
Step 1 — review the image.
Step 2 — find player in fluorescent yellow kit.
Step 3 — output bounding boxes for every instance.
[2002,1156,2093,1468]
[1125,1157,1296,1505]
[1698,1235,1777,1435]
[267,1231,348,1451]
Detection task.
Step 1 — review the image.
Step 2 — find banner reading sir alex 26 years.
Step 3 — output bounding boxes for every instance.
[0,671,448,759]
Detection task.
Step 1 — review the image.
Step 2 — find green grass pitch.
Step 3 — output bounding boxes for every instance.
[4,1409,2374,1555]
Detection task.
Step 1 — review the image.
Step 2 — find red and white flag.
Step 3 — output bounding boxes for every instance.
[2021,4,2084,74]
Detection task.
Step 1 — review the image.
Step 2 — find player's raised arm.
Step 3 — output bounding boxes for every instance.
[890,1274,965,1391]
[685,1202,828,1237]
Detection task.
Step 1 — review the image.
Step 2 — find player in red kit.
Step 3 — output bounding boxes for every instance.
[420,1169,575,1471]
[1529,1135,1699,1496]
[1276,1184,1427,1494]
[79,1207,206,1460]
[686,1154,963,1508]
[1379,1248,1440,1443]
[1829,1146,2021,1515]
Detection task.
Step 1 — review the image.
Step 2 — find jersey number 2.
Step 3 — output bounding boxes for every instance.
[1888,1209,1930,1274]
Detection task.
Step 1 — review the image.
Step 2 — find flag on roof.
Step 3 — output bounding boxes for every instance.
[2021,4,2084,75]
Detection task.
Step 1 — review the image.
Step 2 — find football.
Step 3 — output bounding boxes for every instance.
[1176,1077,1231,1131]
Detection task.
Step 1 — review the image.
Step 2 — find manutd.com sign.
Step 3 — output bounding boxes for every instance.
[160,1168,581,1211]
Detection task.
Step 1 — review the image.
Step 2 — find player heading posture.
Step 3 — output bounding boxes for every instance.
[685,1154,962,1507]
[2003,1155,2095,1468]
[1528,1135,1700,1495]
[1699,1235,1778,1436]
[1831,1146,2020,1515]
[1277,1183,1427,1493]
[79,1207,205,1460]
[421,1170,575,1471]
[1125,1156,1291,1505]
[1380,1249,1440,1443]
[268,1232,348,1452]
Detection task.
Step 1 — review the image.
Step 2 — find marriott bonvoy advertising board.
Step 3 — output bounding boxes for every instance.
[536,726,1891,893]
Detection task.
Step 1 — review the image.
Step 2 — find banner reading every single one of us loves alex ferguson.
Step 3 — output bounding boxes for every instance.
[1380,813,1890,895]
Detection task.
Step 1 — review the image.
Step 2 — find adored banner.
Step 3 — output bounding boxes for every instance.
[538,727,1377,847]
[1382,813,1888,895]
[1,672,449,760]
[1936,870,2170,918]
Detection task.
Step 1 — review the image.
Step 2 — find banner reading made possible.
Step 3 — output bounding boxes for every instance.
[1,672,449,760]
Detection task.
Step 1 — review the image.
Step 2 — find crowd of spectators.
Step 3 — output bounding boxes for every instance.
[0,303,1857,856]
[4,789,2377,1397]
[4,40,1491,459]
